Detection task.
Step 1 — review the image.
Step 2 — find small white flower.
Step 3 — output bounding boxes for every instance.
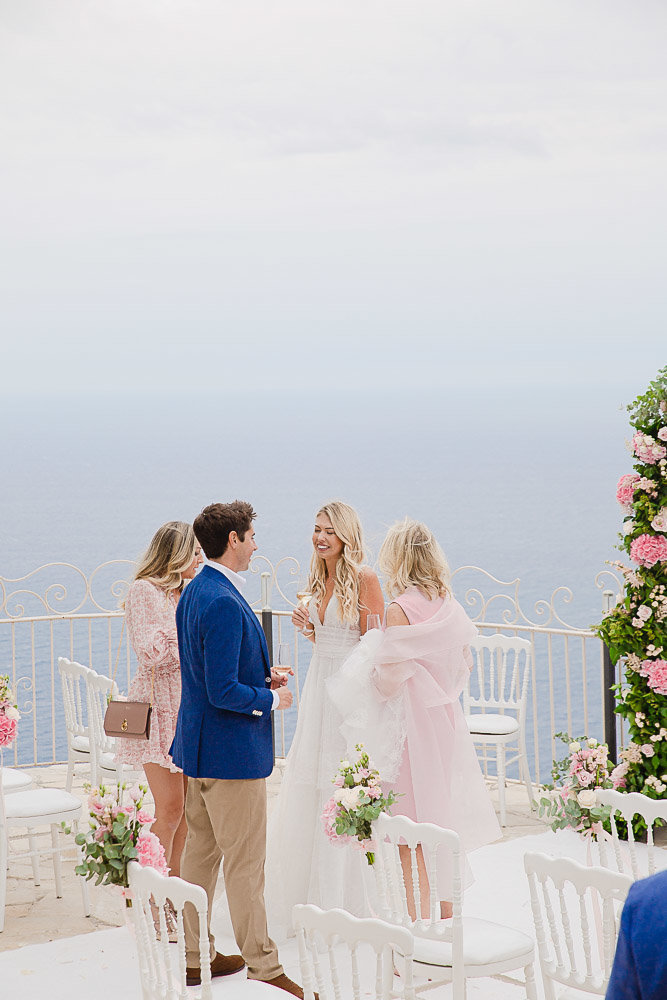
[4,705,20,721]
[586,737,598,748]
[577,790,597,808]
[569,741,581,753]
[340,760,350,770]
[339,786,363,810]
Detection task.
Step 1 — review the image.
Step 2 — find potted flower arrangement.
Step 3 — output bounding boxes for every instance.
[321,743,398,865]
[536,733,614,837]
[0,674,21,751]
[594,366,667,827]
[74,781,168,900]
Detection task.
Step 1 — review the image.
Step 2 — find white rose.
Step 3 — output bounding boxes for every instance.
[340,786,363,810]
[4,705,20,721]
[577,790,597,808]
[340,760,350,769]
[353,773,363,784]
[569,742,581,753]
[586,738,598,748]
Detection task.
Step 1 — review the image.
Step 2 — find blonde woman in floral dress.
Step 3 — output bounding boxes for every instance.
[265,501,384,938]
[116,522,203,889]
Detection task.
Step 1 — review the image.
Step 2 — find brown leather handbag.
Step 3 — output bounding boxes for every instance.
[103,621,154,740]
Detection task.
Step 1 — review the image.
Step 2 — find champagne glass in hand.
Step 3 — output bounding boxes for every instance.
[274,642,292,677]
[366,613,382,632]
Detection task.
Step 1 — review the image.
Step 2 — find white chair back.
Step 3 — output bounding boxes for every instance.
[294,903,415,1000]
[464,634,531,717]
[524,852,632,999]
[85,669,121,787]
[595,788,667,880]
[128,860,212,1000]
[58,657,93,789]
[374,813,465,996]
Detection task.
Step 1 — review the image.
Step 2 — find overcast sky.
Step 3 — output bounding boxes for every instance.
[1,0,665,398]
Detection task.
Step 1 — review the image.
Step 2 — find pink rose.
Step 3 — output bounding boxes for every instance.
[639,659,667,696]
[366,785,381,799]
[333,775,345,787]
[659,427,667,441]
[0,713,18,748]
[630,534,667,568]
[633,432,667,465]
[135,830,169,875]
[616,473,640,509]
[136,809,155,826]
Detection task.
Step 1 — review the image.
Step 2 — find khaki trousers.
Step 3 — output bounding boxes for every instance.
[181,776,282,981]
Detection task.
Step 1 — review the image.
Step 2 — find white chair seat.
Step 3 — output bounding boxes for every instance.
[1,768,32,794]
[412,917,534,968]
[465,713,519,737]
[71,735,91,754]
[5,788,83,821]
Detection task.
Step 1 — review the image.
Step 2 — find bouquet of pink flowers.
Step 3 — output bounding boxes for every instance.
[321,744,398,865]
[74,781,168,891]
[0,675,21,749]
[536,733,614,837]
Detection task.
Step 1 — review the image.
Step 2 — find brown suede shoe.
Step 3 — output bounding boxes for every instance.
[261,972,318,998]
[185,951,245,986]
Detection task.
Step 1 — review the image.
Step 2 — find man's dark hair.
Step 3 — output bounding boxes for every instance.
[194,501,257,560]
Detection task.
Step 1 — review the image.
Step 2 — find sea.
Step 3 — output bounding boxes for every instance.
[1,384,634,775]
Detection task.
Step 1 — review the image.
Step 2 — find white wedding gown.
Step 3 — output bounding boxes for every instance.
[264,595,372,940]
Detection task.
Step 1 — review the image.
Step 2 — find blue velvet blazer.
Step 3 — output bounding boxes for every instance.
[170,565,274,779]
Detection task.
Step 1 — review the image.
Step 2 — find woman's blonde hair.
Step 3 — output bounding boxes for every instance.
[378,517,451,600]
[122,521,196,607]
[306,501,366,624]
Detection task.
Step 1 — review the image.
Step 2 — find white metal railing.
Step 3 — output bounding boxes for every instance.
[0,559,625,783]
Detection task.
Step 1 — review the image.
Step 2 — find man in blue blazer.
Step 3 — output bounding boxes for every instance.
[171,501,303,996]
[606,868,667,1000]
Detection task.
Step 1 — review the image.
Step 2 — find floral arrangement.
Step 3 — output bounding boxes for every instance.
[0,674,21,749]
[321,744,398,865]
[593,366,667,821]
[536,733,614,837]
[74,782,168,894]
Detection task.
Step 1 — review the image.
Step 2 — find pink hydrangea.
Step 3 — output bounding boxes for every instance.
[0,714,18,748]
[321,797,342,845]
[633,432,667,465]
[630,533,667,568]
[639,659,667,696]
[610,763,628,789]
[616,473,640,509]
[135,830,169,875]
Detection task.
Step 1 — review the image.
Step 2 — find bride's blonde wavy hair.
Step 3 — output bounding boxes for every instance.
[120,521,196,609]
[378,517,451,600]
[306,501,366,624]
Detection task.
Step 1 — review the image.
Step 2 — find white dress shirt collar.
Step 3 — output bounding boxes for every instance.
[207,560,247,593]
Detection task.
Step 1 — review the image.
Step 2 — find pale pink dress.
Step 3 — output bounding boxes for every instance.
[115,579,182,773]
[382,587,501,854]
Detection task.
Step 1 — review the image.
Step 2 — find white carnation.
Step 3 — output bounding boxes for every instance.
[577,790,597,808]
[4,705,20,721]
[586,738,598,748]
[569,741,581,753]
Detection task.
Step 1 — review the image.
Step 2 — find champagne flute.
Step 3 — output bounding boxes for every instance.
[366,613,382,632]
[274,642,292,677]
[296,589,312,608]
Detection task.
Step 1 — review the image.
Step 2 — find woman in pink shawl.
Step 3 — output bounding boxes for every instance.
[328,518,500,919]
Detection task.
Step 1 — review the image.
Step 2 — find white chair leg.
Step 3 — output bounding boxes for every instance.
[51,825,63,897]
[524,959,538,1000]
[519,738,534,811]
[28,833,41,885]
[497,745,507,827]
[66,759,74,793]
[0,831,7,932]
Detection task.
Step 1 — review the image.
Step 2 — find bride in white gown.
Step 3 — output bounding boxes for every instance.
[265,501,384,939]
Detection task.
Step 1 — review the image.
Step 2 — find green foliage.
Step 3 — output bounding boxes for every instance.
[75,781,151,889]
[593,367,667,834]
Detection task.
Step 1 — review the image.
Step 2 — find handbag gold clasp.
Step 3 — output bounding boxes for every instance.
[121,719,128,732]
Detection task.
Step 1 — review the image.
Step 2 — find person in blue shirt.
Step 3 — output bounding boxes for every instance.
[606,868,667,1000]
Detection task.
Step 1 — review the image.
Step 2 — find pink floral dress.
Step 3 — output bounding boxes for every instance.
[115,579,182,773]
